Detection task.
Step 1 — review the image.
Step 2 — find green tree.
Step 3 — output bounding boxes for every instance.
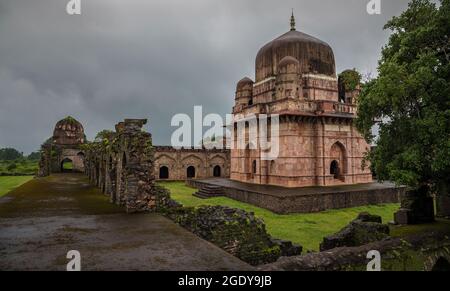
[27,152,41,160]
[0,148,23,160]
[356,0,450,195]
[6,163,17,172]
[95,130,115,142]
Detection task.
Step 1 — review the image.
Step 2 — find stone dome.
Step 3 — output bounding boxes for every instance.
[53,116,85,145]
[236,77,254,91]
[255,28,336,82]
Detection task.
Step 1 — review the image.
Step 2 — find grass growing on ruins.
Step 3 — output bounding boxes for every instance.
[0,176,34,197]
[159,181,400,251]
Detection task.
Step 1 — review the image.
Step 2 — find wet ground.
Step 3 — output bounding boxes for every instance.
[0,174,252,271]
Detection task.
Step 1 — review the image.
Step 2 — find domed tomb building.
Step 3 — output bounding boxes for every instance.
[38,116,86,176]
[231,13,372,187]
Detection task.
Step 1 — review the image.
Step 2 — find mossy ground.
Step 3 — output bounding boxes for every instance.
[0,176,33,197]
[159,181,401,251]
[0,173,252,270]
[0,174,122,218]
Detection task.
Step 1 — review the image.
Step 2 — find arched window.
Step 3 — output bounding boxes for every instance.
[213,165,221,177]
[159,166,169,179]
[187,166,196,179]
[252,160,257,174]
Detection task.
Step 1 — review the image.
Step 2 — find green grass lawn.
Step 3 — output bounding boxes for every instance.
[0,176,34,197]
[159,181,400,251]
[0,159,38,175]
[62,161,73,170]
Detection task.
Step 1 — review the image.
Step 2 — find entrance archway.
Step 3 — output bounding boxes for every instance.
[330,142,347,181]
[159,166,169,179]
[213,165,221,177]
[186,166,196,179]
[61,158,73,173]
[330,160,340,179]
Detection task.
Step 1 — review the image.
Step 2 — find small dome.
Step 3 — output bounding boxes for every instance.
[278,56,300,67]
[53,116,85,145]
[236,77,254,90]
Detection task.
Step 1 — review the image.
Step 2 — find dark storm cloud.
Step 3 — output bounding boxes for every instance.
[0,0,410,153]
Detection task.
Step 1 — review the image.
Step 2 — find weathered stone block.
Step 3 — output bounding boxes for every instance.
[168,205,302,265]
[320,212,389,251]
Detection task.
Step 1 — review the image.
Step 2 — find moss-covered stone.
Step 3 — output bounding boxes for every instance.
[167,205,301,265]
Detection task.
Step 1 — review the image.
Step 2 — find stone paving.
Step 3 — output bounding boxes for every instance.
[0,174,252,271]
[194,178,402,197]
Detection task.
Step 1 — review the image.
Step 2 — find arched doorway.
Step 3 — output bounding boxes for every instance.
[330,142,347,181]
[186,166,196,179]
[159,166,169,179]
[330,160,340,179]
[61,158,73,173]
[213,165,221,177]
[432,257,450,271]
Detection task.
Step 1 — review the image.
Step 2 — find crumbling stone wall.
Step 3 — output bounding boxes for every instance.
[167,205,302,265]
[83,119,171,213]
[260,213,450,271]
[259,232,450,271]
[320,212,390,251]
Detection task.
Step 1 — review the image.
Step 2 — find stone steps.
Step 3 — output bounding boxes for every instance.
[193,185,224,199]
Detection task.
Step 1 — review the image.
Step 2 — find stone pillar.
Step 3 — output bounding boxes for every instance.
[119,119,167,213]
[38,144,52,177]
[314,118,325,186]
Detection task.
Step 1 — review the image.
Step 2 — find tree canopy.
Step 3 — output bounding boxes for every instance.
[356,0,450,190]
[0,148,23,161]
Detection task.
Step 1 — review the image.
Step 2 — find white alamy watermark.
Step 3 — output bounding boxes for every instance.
[66,250,81,271]
[367,0,381,15]
[171,106,280,160]
[366,250,381,271]
[66,0,81,15]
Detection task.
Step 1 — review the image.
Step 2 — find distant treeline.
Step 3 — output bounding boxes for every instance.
[0,148,40,176]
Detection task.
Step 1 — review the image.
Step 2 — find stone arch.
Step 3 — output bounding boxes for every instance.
[209,154,226,163]
[213,165,221,177]
[244,142,257,175]
[159,166,169,179]
[329,141,347,181]
[60,157,73,173]
[186,166,196,179]
[330,160,339,179]
[182,154,204,165]
[155,154,176,168]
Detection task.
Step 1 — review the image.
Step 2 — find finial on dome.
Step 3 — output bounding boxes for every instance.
[290,9,296,31]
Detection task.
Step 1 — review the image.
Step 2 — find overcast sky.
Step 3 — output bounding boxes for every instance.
[0,0,411,154]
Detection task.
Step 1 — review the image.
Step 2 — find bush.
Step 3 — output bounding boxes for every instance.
[7,163,17,171]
